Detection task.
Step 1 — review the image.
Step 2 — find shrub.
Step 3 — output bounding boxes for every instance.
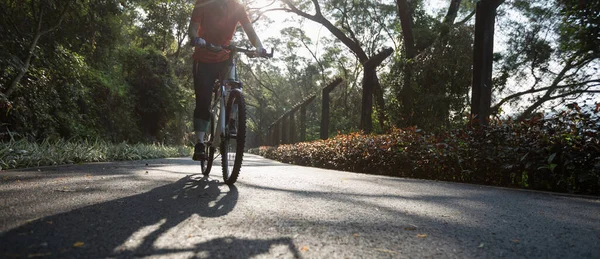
[259,106,600,195]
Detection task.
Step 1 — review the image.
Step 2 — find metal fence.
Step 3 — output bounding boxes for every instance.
[265,78,344,146]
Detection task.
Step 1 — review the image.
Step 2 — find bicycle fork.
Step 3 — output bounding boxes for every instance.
[213,84,228,146]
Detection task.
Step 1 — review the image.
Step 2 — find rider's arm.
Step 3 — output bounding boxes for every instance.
[188,2,203,42]
[241,22,263,50]
[189,22,200,40]
[238,8,264,51]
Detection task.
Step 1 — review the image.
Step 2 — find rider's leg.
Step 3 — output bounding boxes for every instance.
[196,132,205,143]
[192,61,228,160]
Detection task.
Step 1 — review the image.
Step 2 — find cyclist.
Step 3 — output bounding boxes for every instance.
[189,0,266,160]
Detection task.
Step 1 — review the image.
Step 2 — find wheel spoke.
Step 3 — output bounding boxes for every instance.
[221,91,245,184]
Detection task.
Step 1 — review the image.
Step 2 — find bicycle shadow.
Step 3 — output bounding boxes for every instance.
[0,174,297,258]
[122,236,302,258]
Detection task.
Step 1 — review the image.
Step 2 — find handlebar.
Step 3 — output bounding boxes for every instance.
[203,43,274,58]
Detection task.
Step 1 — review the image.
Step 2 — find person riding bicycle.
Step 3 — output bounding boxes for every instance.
[189,0,266,160]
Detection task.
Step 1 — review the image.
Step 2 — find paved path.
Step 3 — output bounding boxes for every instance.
[1,154,599,258]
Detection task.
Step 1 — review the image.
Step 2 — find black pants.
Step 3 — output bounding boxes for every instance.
[192,60,228,132]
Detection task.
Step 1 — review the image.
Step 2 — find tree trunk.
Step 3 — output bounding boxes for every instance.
[372,73,387,131]
[6,33,41,97]
[361,68,374,133]
[440,0,462,44]
[470,0,503,126]
[396,0,417,126]
[364,48,394,132]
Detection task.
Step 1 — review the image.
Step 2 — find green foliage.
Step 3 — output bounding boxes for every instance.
[0,138,191,170]
[0,0,191,145]
[558,0,600,54]
[385,22,473,130]
[259,107,600,195]
[121,47,186,142]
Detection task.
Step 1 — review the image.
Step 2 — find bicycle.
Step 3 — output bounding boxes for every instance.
[199,44,273,185]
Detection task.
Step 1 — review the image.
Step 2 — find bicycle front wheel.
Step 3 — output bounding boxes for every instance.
[221,90,246,185]
[201,115,216,176]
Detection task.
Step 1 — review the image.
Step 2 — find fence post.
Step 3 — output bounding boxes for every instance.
[300,106,306,142]
[289,111,296,144]
[320,78,343,140]
[320,88,330,140]
[274,122,280,146]
[263,124,273,146]
[282,115,289,144]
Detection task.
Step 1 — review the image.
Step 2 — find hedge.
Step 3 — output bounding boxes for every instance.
[257,106,600,195]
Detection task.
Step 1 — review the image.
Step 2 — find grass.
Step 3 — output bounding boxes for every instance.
[0,138,192,170]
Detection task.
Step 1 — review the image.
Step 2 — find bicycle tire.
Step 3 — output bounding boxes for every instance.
[221,90,246,185]
[201,114,216,176]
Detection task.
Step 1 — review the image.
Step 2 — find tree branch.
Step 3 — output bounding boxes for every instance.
[241,62,280,101]
[454,9,476,26]
[443,0,461,24]
[364,47,394,70]
[246,0,277,11]
[517,54,579,120]
[493,79,600,113]
[367,3,398,51]
[40,1,71,36]
[488,0,506,9]
[339,8,360,50]
[250,7,289,23]
[311,0,322,16]
[297,32,326,83]
[545,90,600,103]
[280,0,368,62]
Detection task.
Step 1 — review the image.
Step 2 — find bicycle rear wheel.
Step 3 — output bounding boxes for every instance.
[221,90,246,185]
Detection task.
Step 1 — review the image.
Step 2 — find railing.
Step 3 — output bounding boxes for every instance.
[265,78,344,146]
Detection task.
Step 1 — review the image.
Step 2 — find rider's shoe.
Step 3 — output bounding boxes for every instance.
[193,142,207,161]
[228,119,237,136]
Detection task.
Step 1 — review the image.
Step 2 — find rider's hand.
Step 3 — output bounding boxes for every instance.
[255,47,267,57]
[193,37,206,47]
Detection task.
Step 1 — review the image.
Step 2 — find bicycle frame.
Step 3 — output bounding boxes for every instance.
[208,52,242,157]
[199,43,273,183]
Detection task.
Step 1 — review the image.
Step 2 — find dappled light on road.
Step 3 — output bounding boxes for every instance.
[1,155,598,258]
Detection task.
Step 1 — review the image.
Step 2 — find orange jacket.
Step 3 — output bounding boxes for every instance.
[191,0,251,63]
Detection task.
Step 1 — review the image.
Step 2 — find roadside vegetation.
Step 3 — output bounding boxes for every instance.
[254,106,600,196]
[1,138,190,170]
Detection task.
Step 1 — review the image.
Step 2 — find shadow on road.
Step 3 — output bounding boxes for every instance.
[123,236,301,258]
[0,173,297,258]
[239,178,600,258]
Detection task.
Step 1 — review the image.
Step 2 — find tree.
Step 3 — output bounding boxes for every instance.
[1,0,74,99]
[277,0,396,133]
[395,0,417,126]
[492,0,599,119]
[388,0,476,129]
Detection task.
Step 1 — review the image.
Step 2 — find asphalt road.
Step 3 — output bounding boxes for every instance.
[1,154,599,258]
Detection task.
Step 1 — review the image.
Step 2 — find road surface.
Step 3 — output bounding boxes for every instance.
[1,154,599,258]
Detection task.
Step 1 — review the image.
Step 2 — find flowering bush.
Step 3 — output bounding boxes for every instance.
[259,106,600,195]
